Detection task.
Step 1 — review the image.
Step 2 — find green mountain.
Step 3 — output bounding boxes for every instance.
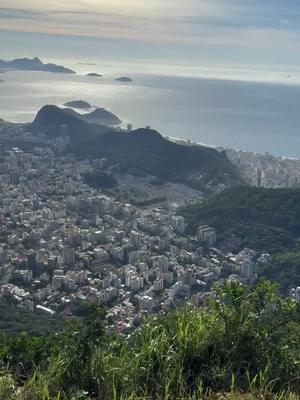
[30,105,113,143]
[182,186,300,253]
[30,105,241,190]
[181,186,300,293]
[71,128,241,190]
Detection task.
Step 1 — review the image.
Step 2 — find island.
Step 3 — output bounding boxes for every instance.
[86,72,103,77]
[63,100,92,109]
[62,103,121,125]
[115,76,133,82]
[0,57,75,74]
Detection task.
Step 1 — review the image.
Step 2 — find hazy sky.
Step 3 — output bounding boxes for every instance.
[1,0,300,74]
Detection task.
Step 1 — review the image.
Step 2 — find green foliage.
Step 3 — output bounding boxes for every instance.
[181,186,300,253]
[260,251,300,294]
[0,282,299,399]
[71,129,241,190]
[0,374,16,399]
[31,105,112,142]
[0,331,50,379]
[0,296,64,336]
[132,196,167,207]
[181,186,300,293]
[83,171,117,189]
[31,105,242,190]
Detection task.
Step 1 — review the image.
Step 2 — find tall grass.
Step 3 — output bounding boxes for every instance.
[0,281,299,399]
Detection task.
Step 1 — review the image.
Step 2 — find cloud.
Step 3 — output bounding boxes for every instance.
[1,0,300,69]
[0,0,231,41]
[0,0,226,19]
[0,7,42,20]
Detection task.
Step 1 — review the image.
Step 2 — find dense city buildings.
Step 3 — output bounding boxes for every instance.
[0,121,267,334]
[226,148,300,188]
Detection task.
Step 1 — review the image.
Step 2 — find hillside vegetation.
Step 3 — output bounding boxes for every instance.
[182,186,300,252]
[29,105,241,190]
[181,186,300,293]
[71,128,241,190]
[0,281,299,399]
[30,105,113,142]
[0,296,63,336]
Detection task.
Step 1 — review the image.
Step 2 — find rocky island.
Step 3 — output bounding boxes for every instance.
[86,72,103,77]
[63,100,92,109]
[0,57,75,74]
[115,76,133,82]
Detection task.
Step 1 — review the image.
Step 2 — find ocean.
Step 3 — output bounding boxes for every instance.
[1,63,300,158]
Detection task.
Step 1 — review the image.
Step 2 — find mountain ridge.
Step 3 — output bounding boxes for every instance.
[0,57,75,74]
[29,105,242,190]
[83,108,122,126]
[30,105,112,143]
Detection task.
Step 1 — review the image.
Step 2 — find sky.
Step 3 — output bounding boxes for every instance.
[0,0,300,76]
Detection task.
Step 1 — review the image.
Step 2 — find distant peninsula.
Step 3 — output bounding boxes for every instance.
[86,73,103,77]
[0,57,75,74]
[79,62,97,66]
[115,76,133,82]
[64,100,92,109]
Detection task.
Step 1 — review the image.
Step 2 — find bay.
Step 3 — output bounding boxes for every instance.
[1,67,300,157]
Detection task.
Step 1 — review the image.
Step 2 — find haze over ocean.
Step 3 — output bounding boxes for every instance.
[1,61,300,158]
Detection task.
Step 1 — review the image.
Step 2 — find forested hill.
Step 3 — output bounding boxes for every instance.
[30,105,113,142]
[181,186,300,293]
[29,105,241,190]
[70,128,242,190]
[181,186,300,253]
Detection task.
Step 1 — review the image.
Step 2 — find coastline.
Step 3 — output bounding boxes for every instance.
[2,71,300,159]
[165,135,300,161]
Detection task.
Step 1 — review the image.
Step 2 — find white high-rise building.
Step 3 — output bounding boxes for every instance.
[241,258,253,279]
[63,246,75,266]
[153,278,164,292]
[130,231,141,248]
[197,225,217,248]
[291,287,300,303]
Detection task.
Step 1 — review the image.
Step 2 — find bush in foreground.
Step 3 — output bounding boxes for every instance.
[0,281,299,399]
